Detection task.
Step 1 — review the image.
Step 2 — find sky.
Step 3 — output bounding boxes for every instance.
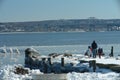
[0,0,120,22]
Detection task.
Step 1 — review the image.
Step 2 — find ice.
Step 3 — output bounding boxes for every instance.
[1,43,120,56]
[0,64,44,80]
[0,54,120,80]
[67,72,120,80]
[0,44,120,80]
[31,69,43,75]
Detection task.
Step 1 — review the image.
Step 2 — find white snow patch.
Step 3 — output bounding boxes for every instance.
[0,65,43,80]
[67,72,120,80]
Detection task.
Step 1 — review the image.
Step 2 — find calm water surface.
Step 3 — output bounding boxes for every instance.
[0,31,120,46]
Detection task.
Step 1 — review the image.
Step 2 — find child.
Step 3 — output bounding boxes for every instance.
[85,46,92,57]
[98,48,103,58]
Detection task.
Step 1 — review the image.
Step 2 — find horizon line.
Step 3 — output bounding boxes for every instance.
[1,18,120,23]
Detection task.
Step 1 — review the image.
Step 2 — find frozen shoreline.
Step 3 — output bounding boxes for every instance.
[1,44,120,57]
[0,45,120,80]
[0,31,87,35]
[0,53,120,80]
[1,64,119,80]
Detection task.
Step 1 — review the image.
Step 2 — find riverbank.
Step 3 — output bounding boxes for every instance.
[0,53,120,80]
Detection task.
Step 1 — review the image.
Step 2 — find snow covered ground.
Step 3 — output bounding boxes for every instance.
[0,46,120,80]
[67,72,120,80]
[0,54,120,80]
[0,64,43,80]
[0,64,120,80]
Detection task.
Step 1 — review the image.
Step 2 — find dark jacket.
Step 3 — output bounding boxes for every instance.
[91,41,97,49]
[98,48,103,53]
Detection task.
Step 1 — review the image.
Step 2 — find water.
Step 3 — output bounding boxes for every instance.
[1,31,120,46]
[0,31,120,66]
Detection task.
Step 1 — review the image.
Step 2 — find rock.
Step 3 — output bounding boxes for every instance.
[110,66,120,72]
[63,53,72,57]
[25,48,41,69]
[25,48,40,58]
[96,63,117,69]
[14,66,29,75]
[80,60,89,63]
[48,53,61,58]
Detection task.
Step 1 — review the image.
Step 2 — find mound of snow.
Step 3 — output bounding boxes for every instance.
[0,65,43,80]
[67,72,120,80]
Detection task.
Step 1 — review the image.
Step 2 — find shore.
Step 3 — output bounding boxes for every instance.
[0,52,120,80]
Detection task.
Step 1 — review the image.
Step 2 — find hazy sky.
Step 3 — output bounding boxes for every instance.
[0,0,120,22]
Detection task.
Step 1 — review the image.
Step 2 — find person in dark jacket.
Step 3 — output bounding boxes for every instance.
[98,48,103,58]
[91,40,97,58]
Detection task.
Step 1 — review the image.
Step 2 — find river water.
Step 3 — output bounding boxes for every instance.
[0,31,120,65]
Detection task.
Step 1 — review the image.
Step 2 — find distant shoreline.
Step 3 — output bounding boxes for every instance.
[1,19,120,32]
[0,31,113,34]
[0,31,85,34]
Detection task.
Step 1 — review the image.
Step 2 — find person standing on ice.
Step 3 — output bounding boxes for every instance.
[91,40,97,58]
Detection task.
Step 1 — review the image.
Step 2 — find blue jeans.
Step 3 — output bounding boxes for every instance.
[92,49,97,58]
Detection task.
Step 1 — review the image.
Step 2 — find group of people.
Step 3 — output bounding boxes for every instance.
[85,40,103,58]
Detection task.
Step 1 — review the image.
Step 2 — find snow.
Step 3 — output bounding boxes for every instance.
[31,69,43,75]
[0,64,120,80]
[80,56,120,65]
[1,44,120,56]
[0,65,43,80]
[67,72,120,80]
[0,52,120,80]
[0,65,24,80]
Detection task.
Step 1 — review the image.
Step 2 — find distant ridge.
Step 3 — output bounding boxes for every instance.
[0,19,120,32]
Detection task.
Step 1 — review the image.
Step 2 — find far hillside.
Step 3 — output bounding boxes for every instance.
[0,19,120,32]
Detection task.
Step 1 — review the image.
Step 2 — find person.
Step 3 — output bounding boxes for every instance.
[85,46,92,57]
[110,46,113,57]
[91,40,97,58]
[98,48,103,58]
